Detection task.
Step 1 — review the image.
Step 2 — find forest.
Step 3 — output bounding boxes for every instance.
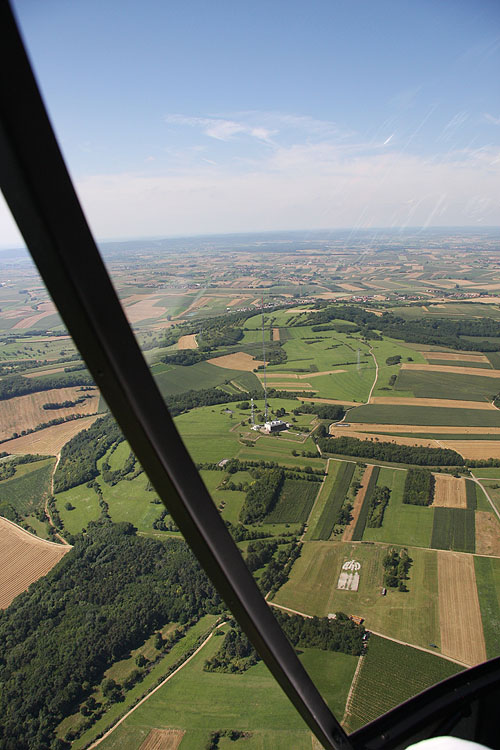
[239,468,285,524]
[0,371,95,400]
[317,436,464,466]
[0,522,222,750]
[403,469,435,506]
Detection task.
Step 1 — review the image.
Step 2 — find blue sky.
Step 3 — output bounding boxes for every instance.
[1,0,499,245]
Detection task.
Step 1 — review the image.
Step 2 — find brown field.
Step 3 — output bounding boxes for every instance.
[301,396,360,407]
[139,729,185,750]
[438,551,486,665]
[0,415,99,455]
[422,351,488,363]
[25,367,66,379]
[432,475,467,508]
[475,512,500,556]
[12,307,58,329]
[208,352,264,371]
[0,517,70,608]
[401,363,500,378]
[272,327,280,341]
[0,388,100,441]
[348,423,500,435]
[124,296,167,323]
[441,441,500,460]
[369,397,495,410]
[177,334,198,350]
[227,296,250,307]
[172,295,208,319]
[259,369,345,381]
[338,283,364,292]
[329,428,440,450]
[343,465,374,542]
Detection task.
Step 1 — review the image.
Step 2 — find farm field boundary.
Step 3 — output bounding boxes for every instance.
[310,462,355,540]
[351,466,380,541]
[0,415,99,455]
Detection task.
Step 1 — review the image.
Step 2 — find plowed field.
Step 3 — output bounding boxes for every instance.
[139,729,185,750]
[329,428,440,449]
[0,415,99,455]
[272,327,280,341]
[0,517,70,608]
[433,475,467,508]
[438,551,486,665]
[208,352,264,370]
[0,388,100,440]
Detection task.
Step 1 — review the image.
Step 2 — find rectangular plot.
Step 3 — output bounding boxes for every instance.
[311,462,355,540]
[349,405,500,427]
[474,556,500,659]
[351,466,380,541]
[431,508,475,553]
[396,369,500,402]
[265,479,319,523]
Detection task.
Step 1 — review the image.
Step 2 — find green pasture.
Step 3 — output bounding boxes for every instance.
[273,542,441,650]
[396,370,500,402]
[362,467,434,548]
[154,360,261,397]
[310,461,355,540]
[425,358,492,369]
[430,508,475,553]
[370,337,425,395]
[348,404,500,427]
[486,352,500,370]
[55,483,102,535]
[0,458,54,519]
[474,556,500,659]
[265,478,319,523]
[345,635,463,732]
[0,335,76,361]
[471,467,500,479]
[473,480,500,515]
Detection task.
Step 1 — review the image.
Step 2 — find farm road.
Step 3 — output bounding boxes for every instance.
[470,477,500,522]
[87,620,227,749]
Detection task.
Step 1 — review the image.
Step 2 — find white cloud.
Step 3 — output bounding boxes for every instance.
[164,114,276,142]
[484,113,500,125]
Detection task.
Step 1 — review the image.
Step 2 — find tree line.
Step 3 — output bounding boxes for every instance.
[403,469,435,505]
[317,436,464,466]
[0,371,95,400]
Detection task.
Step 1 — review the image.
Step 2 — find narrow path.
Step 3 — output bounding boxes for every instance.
[366,346,379,404]
[470,477,500,522]
[45,453,69,545]
[342,654,364,726]
[268,603,467,667]
[88,620,227,749]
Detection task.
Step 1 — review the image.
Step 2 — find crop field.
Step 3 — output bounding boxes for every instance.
[0,458,54,519]
[154,361,260,397]
[438,551,486,665]
[474,556,500,659]
[432,475,466,508]
[177,334,197,350]
[344,635,463,732]
[443,441,500,460]
[348,405,500,427]
[465,480,477,510]
[0,517,70,608]
[362,467,434,548]
[265,479,319,523]
[368,397,496,410]
[396,369,500,402]
[0,415,99,455]
[138,729,184,750]
[425,359,492,369]
[430,508,475,553]
[0,387,100,441]
[274,542,441,649]
[310,461,355,540]
[208,352,264,371]
[350,466,379,541]
[475,511,500,556]
[422,351,490,363]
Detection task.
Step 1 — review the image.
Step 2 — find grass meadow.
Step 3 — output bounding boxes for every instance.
[273,542,441,650]
[0,458,54,519]
[474,556,500,659]
[154,361,261,397]
[265,478,319,523]
[430,508,475,553]
[396,370,500,402]
[345,635,463,732]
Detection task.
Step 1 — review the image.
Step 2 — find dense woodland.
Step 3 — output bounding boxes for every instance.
[239,468,284,524]
[0,372,95,400]
[317,436,464,466]
[0,522,221,750]
[382,548,413,591]
[403,469,435,506]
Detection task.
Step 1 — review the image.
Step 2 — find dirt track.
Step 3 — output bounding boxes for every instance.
[401,363,500,378]
[432,475,467,508]
[438,551,486,666]
[343,465,374,542]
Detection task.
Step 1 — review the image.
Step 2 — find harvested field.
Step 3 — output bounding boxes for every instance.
[260,370,346,380]
[401,363,500,378]
[369,397,496,410]
[139,729,185,750]
[338,283,364,292]
[0,388,100,441]
[329,428,441,450]
[302,397,360,407]
[228,296,250,307]
[343,423,500,435]
[124,296,167,323]
[441,441,500,460]
[475,512,500,556]
[438,551,486,665]
[173,295,210,319]
[433,475,467,509]
[343,465,374,542]
[208,352,264,371]
[422,351,488,363]
[25,367,66,378]
[0,415,99,455]
[0,517,70,608]
[177,334,198,350]
[272,327,280,341]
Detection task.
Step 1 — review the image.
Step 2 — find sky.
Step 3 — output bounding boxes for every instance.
[1,0,500,246]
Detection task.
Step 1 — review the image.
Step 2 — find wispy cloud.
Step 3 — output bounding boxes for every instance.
[164,114,276,142]
[484,113,500,125]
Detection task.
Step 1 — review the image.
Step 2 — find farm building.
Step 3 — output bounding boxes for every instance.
[349,615,364,625]
[263,420,289,433]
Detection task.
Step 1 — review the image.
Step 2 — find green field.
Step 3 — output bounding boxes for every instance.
[154,360,260,397]
[425,359,492,369]
[0,458,54,519]
[93,625,358,750]
[273,542,441,650]
[430,508,475,553]
[396,370,500,402]
[265,478,319,523]
[465,479,477,510]
[351,466,380,541]
[348,404,500,427]
[345,635,463,732]
[55,483,102,535]
[310,461,355,540]
[474,480,500,515]
[474,556,500,659]
[362,467,434,548]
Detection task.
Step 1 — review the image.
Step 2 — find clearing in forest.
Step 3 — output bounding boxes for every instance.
[475,512,500,556]
[433,475,467,509]
[438,551,486,666]
[0,517,70,608]
[0,388,100,441]
[177,334,197,349]
[139,729,185,750]
[208,352,264,371]
[0,415,99,455]
[369,397,496,410]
